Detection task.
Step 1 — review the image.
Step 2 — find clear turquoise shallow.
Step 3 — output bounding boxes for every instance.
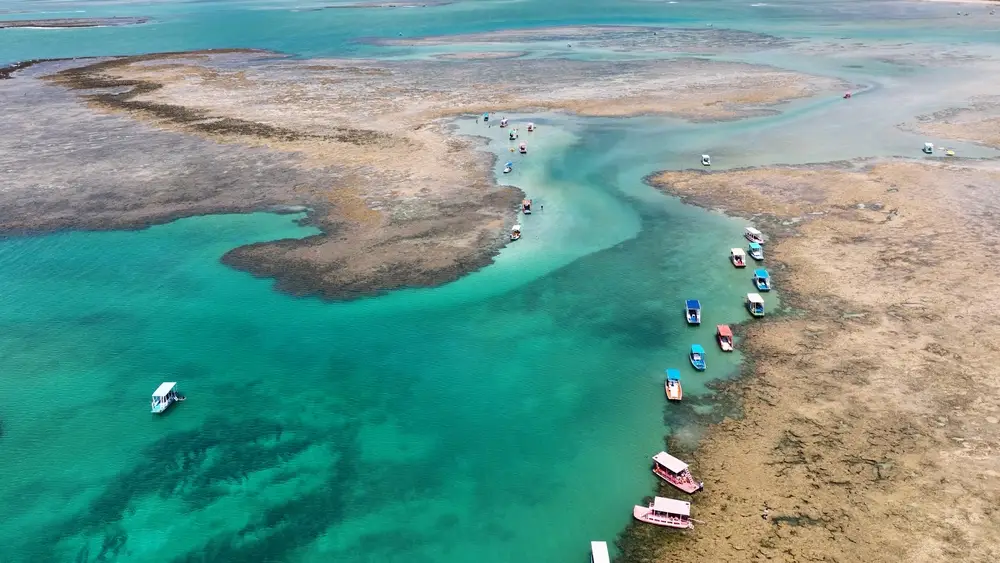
[0,0,990,561]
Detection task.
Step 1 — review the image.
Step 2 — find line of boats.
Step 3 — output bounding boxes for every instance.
[629,226,773,534]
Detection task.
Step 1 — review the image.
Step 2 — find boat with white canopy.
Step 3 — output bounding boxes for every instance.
[151,382,183,414]
[652,452,703,494]
[633,496,694,529]
[590,541,610,563]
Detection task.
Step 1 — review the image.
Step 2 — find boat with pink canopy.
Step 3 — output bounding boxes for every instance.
[652,451,703,494]
[633,496,694,529]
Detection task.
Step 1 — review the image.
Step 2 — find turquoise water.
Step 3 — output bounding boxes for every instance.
[2,0,997,561]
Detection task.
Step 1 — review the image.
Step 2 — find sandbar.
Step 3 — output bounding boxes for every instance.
[0,17,148,29]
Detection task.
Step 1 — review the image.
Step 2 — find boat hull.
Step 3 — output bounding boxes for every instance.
[653,468,703,494]
[690,359,706,371]
[632,506,694,529]
[718,338,733,352]
[732,259,745,268]
[665,381,683,401]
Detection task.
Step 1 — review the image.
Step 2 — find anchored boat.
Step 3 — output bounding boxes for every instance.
[923,142,934,155]
[590,541,610,563]
[633,497,694,529]
[730,247,746,268]
[527,122,535,132]
[503,161,513,174]
[701,154,711,166]
[499,117,509,128]
[689,344,706,371]
[745,227,765,244]
[522,199,532,214]
[652,451,704,494]
[746,292,765,317]
[151,382,184,414]
[748,242,764,261]
[665,369,683,401]
[518,142,527,154]
[716,324,734,351]
[685,299,702,325]
[510,224,521,241]
[482,112,489,122]
[753,268,771,291]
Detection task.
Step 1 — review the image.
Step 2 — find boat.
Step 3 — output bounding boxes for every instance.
[499,117,509,128]
[652,451,704,494]
[716,324,734,351]
[744,227,765,244]
[689,344,706,371]
[522,199,532,214]
[843,91,852,99]
[591,541,610,563]
[527,122,535,132]
[633,496,694,529]
[519,142,527,154]
[748,242,764,261]
[151,382,184,414]
[665,369,683,401]
[746,292,765,317]
[684,299,702,325]
[701,154,711,166]
[946,148,955,157]
[753,268,771,291]
[730,247,746,268]
[482,112,489,122]
[510,224,521,241]
[509,130,517,141]
[923,142,934,155]
[503,161,513,174]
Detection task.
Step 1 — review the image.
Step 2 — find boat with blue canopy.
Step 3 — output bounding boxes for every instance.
[748,242,764,261]
[753,269,771,291]
[685,300,702,325]
[689,344,706,371]
[482,112,489,122]
[665,369,683,401]
[503,161,513,174]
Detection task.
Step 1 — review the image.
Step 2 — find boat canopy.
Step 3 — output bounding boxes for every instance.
[755,269,769,278]
[747,293,764,304]
[153,382,177,398]
[665,368,681,380]
[505,161,513,167]
[653,451,689,473]
[519,142,526,148]
[591,541,611,563]
[731,248,745,256]
[652,497,691,516]
[691,344,705,354]
[482,112,489,117]
[685,299,701,310]
[746,227,761,235]
[512,224,521,231]
[924,142,934,149]
[749,242,762,250]
[717,325,733,337]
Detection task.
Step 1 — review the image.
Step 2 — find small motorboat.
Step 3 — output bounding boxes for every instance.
[716,325,734,352]
[746,293,765,317]
[509,128,519,141]
[527,122,535,132]
[652,451,703,494]
[633,497,694,529]
[748,242,764,261]
[923,142,934,155]
[499,117,509,128]
[753,268,771,292]
[730,248,746,268]
[945,149,955,157]
[843,91,852,99]
[744,226,765,244]
[503,161,513,174]
[665,369,683,401]
[482,112,489,123]
[685,300,702,325]
[519,142,527,154]
[689,344,706,371]
[591,541,611,563]
[522,199,532,214]
[701,154,711,167]
[151,382,184,414]
[510,224,521,241]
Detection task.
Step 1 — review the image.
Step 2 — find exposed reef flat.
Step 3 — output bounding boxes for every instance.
[365,25,792,54]
[432,51,528,60]
[317,0,452,8]
[1,48,836,299]
[623,152,1000,562]
[0,17,148,29]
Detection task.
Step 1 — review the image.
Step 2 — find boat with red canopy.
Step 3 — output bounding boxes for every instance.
[716,325,734,352]
[652,451,703,494]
